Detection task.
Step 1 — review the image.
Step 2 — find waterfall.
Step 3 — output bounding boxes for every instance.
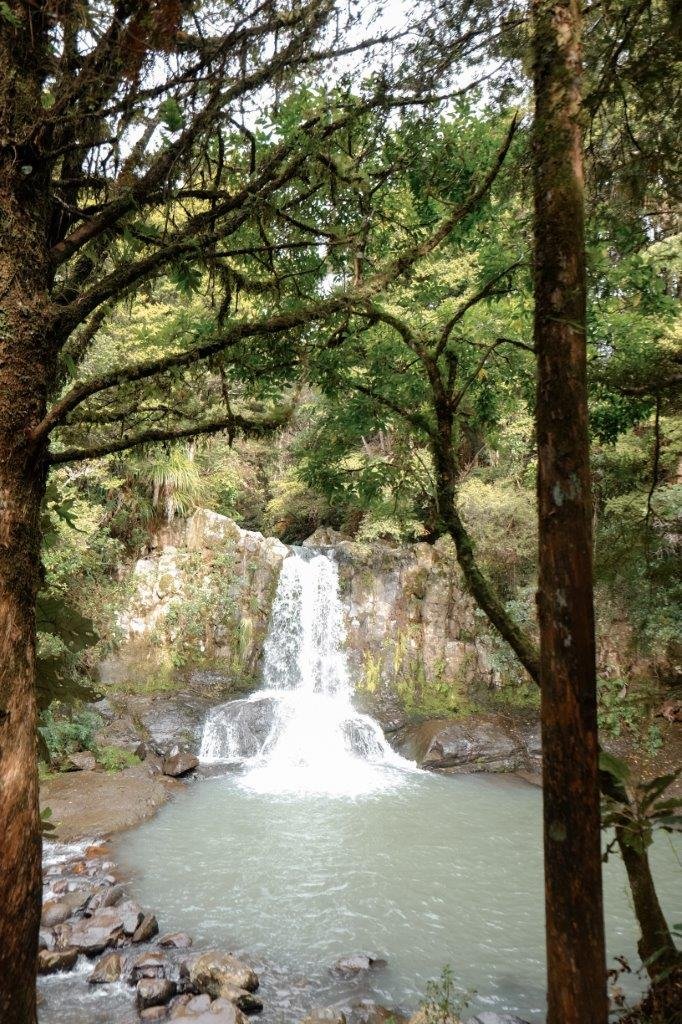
[200,549,413,795]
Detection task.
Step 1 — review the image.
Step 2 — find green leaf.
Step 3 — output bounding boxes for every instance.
[599,750,632,785]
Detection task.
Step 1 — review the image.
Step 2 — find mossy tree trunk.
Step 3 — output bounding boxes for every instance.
[0,10,54,1021]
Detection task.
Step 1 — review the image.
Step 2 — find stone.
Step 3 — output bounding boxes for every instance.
[331,955,387,976]
[118,899,145,934]
[137,977,176,1009]
[188,952,259,998]
[128,951,168,983]
[301,1010,347,1024]
[88,951,122,984]
[141,1008,170,1022]
[182,995,211,1015]
[41,889,89,926]
[159,932,193,949]
[172,1000,248,1024]
[133,913,160,943]
[392,716,527,773]
[169,995,194,1017]
[64,750,97,771]
[37,948,79,974]
[51,879,69,895]
[87,883,126,912]
[55,908,125,954]
[216,985,264,1014]
[163,747,199,777]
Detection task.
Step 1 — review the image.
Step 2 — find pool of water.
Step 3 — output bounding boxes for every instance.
[114,767,681,1023]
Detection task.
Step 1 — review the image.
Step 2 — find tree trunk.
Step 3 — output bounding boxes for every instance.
[0,17,54,1010]
[532,0,608,1021]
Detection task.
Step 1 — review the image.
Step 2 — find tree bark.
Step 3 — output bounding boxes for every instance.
[0,13,53,1016]
[532,0,608,1021]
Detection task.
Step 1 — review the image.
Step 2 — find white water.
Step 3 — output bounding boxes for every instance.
[200,549,412,796]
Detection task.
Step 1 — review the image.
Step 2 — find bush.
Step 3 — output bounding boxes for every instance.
[38,705,102,765]
[96,746,141,773]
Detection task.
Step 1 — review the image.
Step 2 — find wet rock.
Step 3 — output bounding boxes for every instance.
[160,932,193,949]
[172,999,248,1024]
[189,952,259,998]
[169,994,194,1017]
[51,878,69,895]
[65,750,97,771]
[138,978,176,1010]
[301,1010,347,1024]
[331,955,387,976]
[88,951,122,984]
[133,913,160,943]
[180,995,211,1015]
[217,984,263,1014]
[119,899,145,934]
[163,747,199,777]
[87,883,126,912]
[41,889,89,926]
[392,716,527,773]
[128,951,168,982]
[37,947,79,974]
[200,697,278,762]
[141,1008,169,1022]
[38,929,54,951]
[56,907,125,954]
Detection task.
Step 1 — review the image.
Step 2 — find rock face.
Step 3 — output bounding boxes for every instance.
[100,510,495,731]
[100,510,289,694]
[392,716,531,773]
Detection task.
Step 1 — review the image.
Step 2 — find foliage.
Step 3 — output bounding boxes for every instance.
[38,705,103,766]
[420,966,473,1024]
[600,754,682,858]
[96,746,141,773]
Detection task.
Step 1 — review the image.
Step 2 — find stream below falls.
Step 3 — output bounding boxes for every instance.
[115,768,680,1023]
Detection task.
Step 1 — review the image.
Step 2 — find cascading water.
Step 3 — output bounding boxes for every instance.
[200,549,413,795]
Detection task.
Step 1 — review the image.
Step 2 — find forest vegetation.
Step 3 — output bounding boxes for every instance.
[0,1,680,1023]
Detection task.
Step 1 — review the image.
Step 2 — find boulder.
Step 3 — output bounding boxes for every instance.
[189,952,259,998]
[87,883,126,912]
[216,984,263,1014]
[163,747,199,777]
[137,978,176,1010]
[331,955,387,976]
[160,932,193,949]
[65,750,97,772]
[141,1008,170,1022]
[133,913,160,943]
[128,951,168,983]
[301,1010,347,1024]
[118,899,144,934]
[200,697,278,763]
[88,951,123,984]
[37,947,79,974]
[55,908,126,954]
[172,997,248,1024]
[41,889,90,926]
[392,716,527,773]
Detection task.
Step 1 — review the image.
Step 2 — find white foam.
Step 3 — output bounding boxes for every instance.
[200,550,414,796]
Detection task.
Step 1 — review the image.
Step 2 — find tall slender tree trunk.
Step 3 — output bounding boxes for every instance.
[0,15,53,1017]
[532,1,608,1021]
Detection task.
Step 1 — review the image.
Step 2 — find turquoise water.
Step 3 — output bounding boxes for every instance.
[116,768,681,1022]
